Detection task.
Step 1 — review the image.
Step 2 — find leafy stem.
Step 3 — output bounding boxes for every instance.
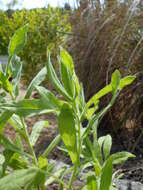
[67,165,77,190]
[20,117,38,166]
[9,89,38,166]
[77,116,81,162]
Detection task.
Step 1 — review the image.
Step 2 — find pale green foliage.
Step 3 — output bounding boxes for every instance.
[0,25,136,190]
[8,24,28,57]
[30,121,48,147]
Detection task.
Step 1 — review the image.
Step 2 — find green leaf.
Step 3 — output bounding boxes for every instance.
[87,74,135,108]
[14,133,24,151]
[9,152,28,170]
[0,110,12,132]
[30,120,48,146]
[93,136,103,165]
[87,107,97,120]
[58,104,78,165]
[75,75,80,97]
[36,86,63,110]
[25,66,47,99]
[85,137,97,162]
[84,137,102,175]
[0,92,6,103]
[0,71,13,94]
[111,151,135,165]
[10,56,22,98]
[38,156,48,169]
[0,154,5,165]
[0,99,57,117]
[87,175,98,190]
[82,104,112,139]
[60,48,74,74]
[111,70,120,95]
[0,167,45,190]
[43,134,61,157]
[78,83,86,118]
[103,135,112,160]
[87,85,112,108]
[0,134,26,156]
[59,48,75,97]
[98,136,105,149]
[9,114,23,131]
[45,168,65,186]
[2,150,14,177]
[8,115,26,139]
[8,24,28,56]
[118,75,136,90]
[99,158,113,190]
[99,151,135,190]
[46,52,71,100]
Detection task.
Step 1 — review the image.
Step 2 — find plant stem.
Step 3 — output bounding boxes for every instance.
[77,117,81,161]
[67,165,77,190]
[73,101,81,163]
[20,117,38,166]
[10,94,38,166]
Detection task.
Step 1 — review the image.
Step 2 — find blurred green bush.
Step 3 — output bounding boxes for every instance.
[0,7,71,83]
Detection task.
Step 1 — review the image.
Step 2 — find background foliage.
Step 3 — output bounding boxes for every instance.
[0,6,71,82]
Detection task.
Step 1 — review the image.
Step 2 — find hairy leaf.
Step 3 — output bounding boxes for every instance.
[25,67,47,99]
[58,104,78,165]
[30,120,48,146]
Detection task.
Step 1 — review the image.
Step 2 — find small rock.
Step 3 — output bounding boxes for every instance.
[116,180,143,190]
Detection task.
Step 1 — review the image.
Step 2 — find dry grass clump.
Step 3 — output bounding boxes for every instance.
[69,0,143,151]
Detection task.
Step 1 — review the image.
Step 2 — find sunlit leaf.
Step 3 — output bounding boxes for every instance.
[87,175,98,190]
[58,103,78,165]
[59,48,75,97]
[99,158,113,190]
[8,24,28,57]
[46,52,71,100]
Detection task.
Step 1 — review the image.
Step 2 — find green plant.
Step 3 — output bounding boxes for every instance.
[0,25,135,190]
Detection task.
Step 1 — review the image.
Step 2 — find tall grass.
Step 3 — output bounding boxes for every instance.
[69,0,143,151]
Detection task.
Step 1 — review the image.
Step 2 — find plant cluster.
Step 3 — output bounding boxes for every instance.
[0,25,136,190]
